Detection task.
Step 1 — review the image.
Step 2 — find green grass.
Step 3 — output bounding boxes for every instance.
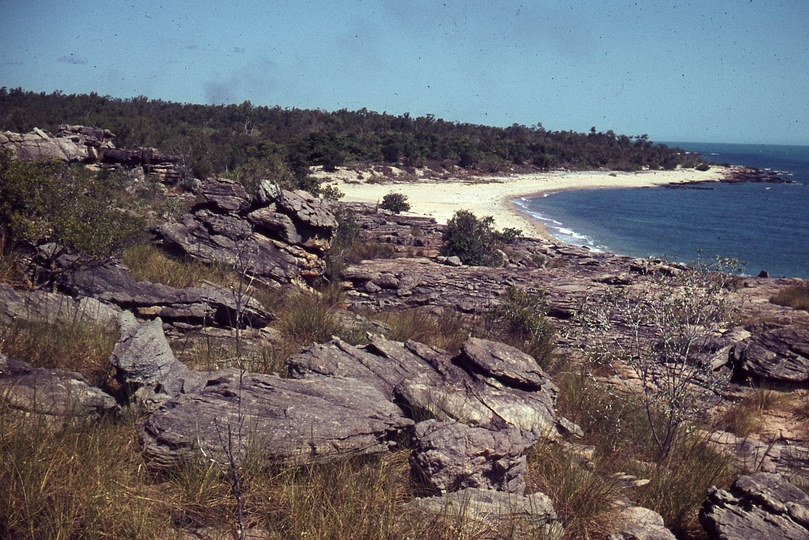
[121,242,234,289]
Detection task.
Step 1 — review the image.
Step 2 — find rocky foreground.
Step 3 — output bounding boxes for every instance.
[2,132,809,538]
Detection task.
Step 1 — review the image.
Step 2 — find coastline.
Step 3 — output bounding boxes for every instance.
[325,167,731,242]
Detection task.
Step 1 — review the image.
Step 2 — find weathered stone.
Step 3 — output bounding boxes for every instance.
[731,327,809,383]
[111,312,207,410]
[201,179,251,213]
[609,504,676,540]
[274,189,338,232]
[0,282,120,326]
[460,336,550,390]
[137,369,413,469]
[410,419,532,494]
[700,472,809,539]
[61,263,274,328]
[288,335,559,434]
[248,207,302,245]
[0,352,117,421]
[410,488,560,539]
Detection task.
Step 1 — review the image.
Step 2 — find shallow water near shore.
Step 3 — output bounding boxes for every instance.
[514,143,809,279]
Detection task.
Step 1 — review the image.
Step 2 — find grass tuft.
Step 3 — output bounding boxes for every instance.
[770,283,809,311]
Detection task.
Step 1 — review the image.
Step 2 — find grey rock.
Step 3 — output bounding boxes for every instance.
[731,327,809,383]
[609,505,676,540]
[700,472,809,539]
[410,419,532,494]
[137,369,413,469]
[410,487,560,539]
[111,312,207,410]
[201,179,251,213]
[61,263,273,328]
[460,336,551,390]
[288,335,559,434]
[0,282,120,326]
[0,351,117,421]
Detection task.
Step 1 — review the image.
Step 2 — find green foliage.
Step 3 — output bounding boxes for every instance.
[487,286,556,368]
[380,192,411,214]
[441,210,519,266]
[0,88,707,180]
[0,150,143,259]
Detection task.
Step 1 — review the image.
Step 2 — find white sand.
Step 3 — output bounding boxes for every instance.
[329,167,730,240]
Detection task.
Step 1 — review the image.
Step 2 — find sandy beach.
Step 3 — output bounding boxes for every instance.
[325,167,730,240]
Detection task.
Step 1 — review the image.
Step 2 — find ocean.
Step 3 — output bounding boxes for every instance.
[512,143,809,279]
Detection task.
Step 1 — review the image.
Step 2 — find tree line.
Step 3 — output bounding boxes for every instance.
[0,87,705,183]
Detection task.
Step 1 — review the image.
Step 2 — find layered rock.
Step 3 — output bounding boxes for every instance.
[0,352,117,422]
[730,326,809,384]
[60,263,273,329]
[700,472,809,539]
[158,179,337,286]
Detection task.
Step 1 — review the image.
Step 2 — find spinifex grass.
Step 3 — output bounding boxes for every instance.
[0,317,118,389]
[375,308,470,354]
[771,283,809,311]
[122,242,234,289]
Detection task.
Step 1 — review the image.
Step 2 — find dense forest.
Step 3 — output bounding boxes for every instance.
[0,87,704,182]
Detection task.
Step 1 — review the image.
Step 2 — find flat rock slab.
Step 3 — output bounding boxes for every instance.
[61,263,273,328]
[410,487,560,539]
[137,369,413,469]
[700,472,809,540]
[0,352,117,421]
[731,327,809,383]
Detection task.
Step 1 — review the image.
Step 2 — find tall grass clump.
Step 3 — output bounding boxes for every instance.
[486,286,557,370]
[377,308,470,353]
[771,283,809,311]
[0,413,167,539]
[0,316,118,389]
[122,242,234,289]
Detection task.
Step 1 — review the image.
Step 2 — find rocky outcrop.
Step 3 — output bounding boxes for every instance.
[287,334,560,434]
[708,430,809,488]
[1,125,182,182]
[157,179,337,286]
[137,368,413,469]
[410,419,533,494]
[0,352,117,422]
[111,312,208,411]
[730,326,809,384]
[609,504,677,540]
[60,263,273,329]
[0,282,120,327]
[700,472,809,539]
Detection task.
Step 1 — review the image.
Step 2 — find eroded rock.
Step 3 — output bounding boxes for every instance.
[731,327,809,384]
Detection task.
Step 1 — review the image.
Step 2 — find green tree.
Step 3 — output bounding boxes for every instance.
[380,192,410,214]
[441,210,519,266]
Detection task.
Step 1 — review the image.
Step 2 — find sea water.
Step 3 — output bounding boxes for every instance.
[512,143,809,279]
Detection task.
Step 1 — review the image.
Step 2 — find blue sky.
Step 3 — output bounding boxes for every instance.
[1,0,807,145]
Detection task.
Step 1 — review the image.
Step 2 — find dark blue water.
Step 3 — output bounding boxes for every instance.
[513,143,809,279]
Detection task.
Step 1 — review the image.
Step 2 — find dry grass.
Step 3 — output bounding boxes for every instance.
[719,386,790,437]
[770,283,809,311]
[121,242,234,289]
[375,308,471,353]
[0,316,118,389]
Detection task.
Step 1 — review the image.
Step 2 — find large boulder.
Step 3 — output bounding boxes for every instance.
[730,327,809,384]
[158,178,338,286]
[700,472,809,539]
[410,419,533,495]
[0,352,117,422]
[137,369,413,469]
[110,312,208,411]
[0,282,120,327]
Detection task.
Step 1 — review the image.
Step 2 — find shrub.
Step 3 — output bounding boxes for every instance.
[380,192,411,214]
[440,210,521,267]
[0,150,143,260]
[486,286,556,369]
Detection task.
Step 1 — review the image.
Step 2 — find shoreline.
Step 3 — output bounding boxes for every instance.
[326,167,731,242]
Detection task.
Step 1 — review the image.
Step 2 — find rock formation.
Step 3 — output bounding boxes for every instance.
[700,472,809,539]
[157,178,337,286]
[730,325,809,384]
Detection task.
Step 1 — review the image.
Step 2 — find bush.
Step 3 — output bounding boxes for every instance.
[486,286,556,369]
[380,192,410,214]
[0,150,143,259]
[440,210,521,266]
